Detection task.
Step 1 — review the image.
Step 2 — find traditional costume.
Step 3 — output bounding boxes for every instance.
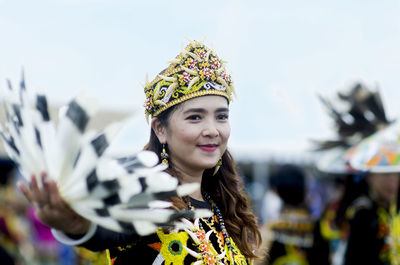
[91,39,246,265]
[257,164,314,265]
[263,208,314,265]
[8,39,247,264]
[343,119,400,265]
[310,83,391,265]
[0,38,247,264]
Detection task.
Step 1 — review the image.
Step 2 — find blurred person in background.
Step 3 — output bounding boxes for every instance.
[309,173,368,265]
[257,164,314,265]
[310,82,393,265]
[260,169,282,224]
[0,159,34,265]
[344,170,400,265]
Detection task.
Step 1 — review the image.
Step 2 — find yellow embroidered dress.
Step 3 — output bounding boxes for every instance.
[82,199,249,265]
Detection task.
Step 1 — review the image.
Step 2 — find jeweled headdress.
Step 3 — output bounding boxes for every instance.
[143,39,235,120]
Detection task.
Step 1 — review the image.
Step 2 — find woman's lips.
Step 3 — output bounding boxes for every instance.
[198,144,218,152]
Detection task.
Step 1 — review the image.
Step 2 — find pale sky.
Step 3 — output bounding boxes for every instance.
[1,0,400,160]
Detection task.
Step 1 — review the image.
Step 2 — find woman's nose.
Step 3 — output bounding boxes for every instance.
[202,121,219,137]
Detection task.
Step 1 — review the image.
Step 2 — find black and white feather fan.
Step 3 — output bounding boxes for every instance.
[0,73,210,235]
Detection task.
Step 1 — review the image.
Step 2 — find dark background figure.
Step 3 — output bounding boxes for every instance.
[309,82,393,265]
[344,172,400,265]
[309,172,368,265]
[0,158,18,265]
[257,164,314,265]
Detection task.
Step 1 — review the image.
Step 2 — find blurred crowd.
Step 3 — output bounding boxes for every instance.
[0,159,108,265]
[256,162,400,265]
[1,82,400,265]
[255,83,400,265]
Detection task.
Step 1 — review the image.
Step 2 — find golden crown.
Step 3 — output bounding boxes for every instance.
[143,39,235,120]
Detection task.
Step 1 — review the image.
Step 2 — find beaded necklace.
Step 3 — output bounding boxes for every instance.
[203,193,233,253]
[186,193,234,264]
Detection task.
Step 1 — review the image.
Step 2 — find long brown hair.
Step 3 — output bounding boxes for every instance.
[143,103,262,259]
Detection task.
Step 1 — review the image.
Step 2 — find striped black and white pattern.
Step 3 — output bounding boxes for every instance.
[0,73,210,235]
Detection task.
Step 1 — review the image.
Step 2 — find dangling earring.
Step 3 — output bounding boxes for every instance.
[161,144,169,165]
[213,157,222,176]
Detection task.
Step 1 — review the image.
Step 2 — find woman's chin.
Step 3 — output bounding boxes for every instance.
[198,161,220,170]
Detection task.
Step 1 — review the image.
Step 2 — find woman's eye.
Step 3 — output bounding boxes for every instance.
[187,115,201,120]
[217,114,229,120]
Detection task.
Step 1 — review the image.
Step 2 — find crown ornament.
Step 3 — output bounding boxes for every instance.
[143,39,235,121]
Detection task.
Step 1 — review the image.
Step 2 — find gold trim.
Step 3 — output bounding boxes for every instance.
[153,90,231,117]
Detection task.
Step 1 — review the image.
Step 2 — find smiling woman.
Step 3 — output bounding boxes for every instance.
[152,96,231,181]
[138,40,262,264]
[19,39,261,265]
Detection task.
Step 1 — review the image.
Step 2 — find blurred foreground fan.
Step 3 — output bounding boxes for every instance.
[0,72,210,235]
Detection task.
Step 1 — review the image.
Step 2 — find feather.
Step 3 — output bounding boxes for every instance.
[154,100,166,106]
[313,82,393,174]
[153,82,162,100]
[165,82,178,99]
[0,73,211,235]
[180,66,198,76]
[158,75,176,83]
[314,84,392,151]
[187,77,199,90]
[187,52,201,62]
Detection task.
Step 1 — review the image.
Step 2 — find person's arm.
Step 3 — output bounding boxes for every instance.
[80,225,140,251]
[17,174,91,235]
[51,223,98,246]
[18,174,142,251]
[52,224,140,251]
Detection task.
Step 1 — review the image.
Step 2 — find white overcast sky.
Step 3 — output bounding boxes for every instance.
[1,0,400,159]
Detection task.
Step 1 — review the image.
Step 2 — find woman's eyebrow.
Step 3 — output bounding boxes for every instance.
[216,107,229,112]
[183,107,229,114]
[183,108,206,114]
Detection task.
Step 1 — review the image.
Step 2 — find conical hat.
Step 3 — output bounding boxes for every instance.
[345,121,400,173]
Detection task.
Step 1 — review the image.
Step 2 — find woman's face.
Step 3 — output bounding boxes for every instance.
[367,172,400,203]
[160,95,230,173]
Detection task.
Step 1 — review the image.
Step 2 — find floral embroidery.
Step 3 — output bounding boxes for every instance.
[182,218,226,265]
[157,230,189,265]
[178,71,192,86]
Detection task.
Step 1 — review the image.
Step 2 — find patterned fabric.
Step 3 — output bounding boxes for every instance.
[263,208,314,265]
[75,247,108,265]
[103,199,248,265]
[345,121,400,173]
